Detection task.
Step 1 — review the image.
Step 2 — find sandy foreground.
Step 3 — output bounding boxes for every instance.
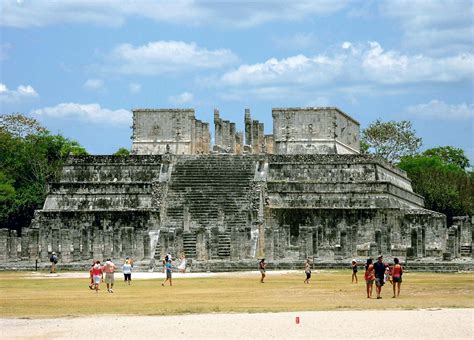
[2,309,473,339]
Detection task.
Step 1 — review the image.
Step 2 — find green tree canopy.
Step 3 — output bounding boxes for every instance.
[0,113,88,233]
[422,146,470,170]
[113,147,130,156]
[361,119,422,163]
[399,154,474,224]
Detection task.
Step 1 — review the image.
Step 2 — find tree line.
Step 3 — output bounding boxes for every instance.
[0,113,472,233]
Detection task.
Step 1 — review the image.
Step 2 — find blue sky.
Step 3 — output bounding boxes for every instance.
[0,0,473,160]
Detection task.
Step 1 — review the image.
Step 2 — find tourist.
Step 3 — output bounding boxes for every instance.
[88,262,95,290]
[162,260,173,286]
[391,257,403,298]
[49,252,58,273]
[91,260,104,293]
[364,258,375,298]
[304,259,311,284]
[259,258,266,283]
[384,265,392,285]
[374,255,386,299]
[177,254,187,273]
[122,259,132,285]
[104,258,116,293]
[351,259,358,283]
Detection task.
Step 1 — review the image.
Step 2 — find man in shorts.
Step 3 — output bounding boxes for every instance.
[104,258,116,293]
[374,255,386,299]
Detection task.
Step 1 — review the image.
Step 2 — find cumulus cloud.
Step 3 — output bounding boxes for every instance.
[220,41,473,87]
[0,0,347,28]
[31,103,131,125]
[107,41,238,75]
[128,82,141,94]
[405,100,474,120]
[382,0,474,55]
[0,83,39,103]
[83,78,105,91]
[169,92,194,105]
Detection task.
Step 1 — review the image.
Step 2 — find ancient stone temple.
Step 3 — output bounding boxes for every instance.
[3,107,473,269]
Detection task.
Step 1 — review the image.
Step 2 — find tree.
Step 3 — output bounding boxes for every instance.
[361,119,422,163]
[422,146,470,170]
[113,147,130,156]
[399,154,474,224]
[0,113,88,233]
[0,113,47,138]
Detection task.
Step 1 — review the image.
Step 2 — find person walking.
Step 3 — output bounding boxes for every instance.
[374,255,386,299]
[104,258,116,293]
[177,254,187,273]
[259,258,266,283]
[391,257,403,298]
[364,258,375,298]
[304,259,311,284]
[122,259,132,285]
[88,262,95,290]
[351,259,358,283]
[91,260,104,293]
[49,252,58,273]
[162,260,172,286]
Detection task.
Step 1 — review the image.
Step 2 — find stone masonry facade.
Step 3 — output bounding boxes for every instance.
[1,107,472,268]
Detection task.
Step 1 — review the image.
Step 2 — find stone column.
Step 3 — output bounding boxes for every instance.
[299,226,313,260]
[0,229,9,261]
[103,230,112,260]
[92,229,103,261]
[202,123,210,154]
[8,230,19,260]
[121,227,133,259]
[72,229,81,261]
[60,228,72,263]
[252,120,260,153]
[113,228,122,259]
[264,226,274,260]
[258,122,264,153]
[196,228,209,261]
[235,132,243,154]
[28,229,40,260]
[245,109,252,146]
[21,228,30,260]
[229,122,236,153]
[214,109,222,147]
[210,226,219,259]
[134,231,145,260]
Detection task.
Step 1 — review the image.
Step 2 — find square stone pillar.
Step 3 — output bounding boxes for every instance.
[121,227,133,259]
[134,230,145,260]
[264,226,274,260]
[60,228,72,263]
[72,229,81,261]
[92,229,103,261]
[0,229,9,261]
[103,231,113,260]
[21,228,30,260]
[28,229,39,260]
[8,230,19,260]
[299,226,313,260]
[196,229,209,261]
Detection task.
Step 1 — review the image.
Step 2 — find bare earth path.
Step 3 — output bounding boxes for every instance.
[2,309,473,339]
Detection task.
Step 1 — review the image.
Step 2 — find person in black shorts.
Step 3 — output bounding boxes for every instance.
[374,255,386,299]
[351,259,358,283]
[259,259,266,283]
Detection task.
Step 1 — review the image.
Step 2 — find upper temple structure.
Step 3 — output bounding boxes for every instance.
[2,107,472,270]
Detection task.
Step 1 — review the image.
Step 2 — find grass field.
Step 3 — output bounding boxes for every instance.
[1,271,473,318]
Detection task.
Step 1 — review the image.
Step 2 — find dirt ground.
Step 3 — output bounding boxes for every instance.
[2,309,473,339]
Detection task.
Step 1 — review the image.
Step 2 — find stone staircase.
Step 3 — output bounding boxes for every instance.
[183,232,197,258]
[165,155,258,257]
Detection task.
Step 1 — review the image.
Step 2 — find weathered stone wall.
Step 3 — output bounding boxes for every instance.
[272,107,360,154]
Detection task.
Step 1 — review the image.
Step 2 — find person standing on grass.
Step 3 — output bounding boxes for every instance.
[49,252,58,273]
[304,259,311,284]
[259,258,266,283]
[364,258,375,298]
[391,258,403,298]
[178,254,187,273]
[123,259,132,285]
[91,260,104,293]
[351,259,358,283]
[162,260,172,286]
[374,255,385,299]
[88,262,95,290]
[104,258,117,293]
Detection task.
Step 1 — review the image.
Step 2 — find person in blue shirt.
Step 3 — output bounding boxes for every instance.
[162,261,173,286]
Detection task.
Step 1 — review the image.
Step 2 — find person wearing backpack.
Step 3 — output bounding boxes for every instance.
[49,252,58,273]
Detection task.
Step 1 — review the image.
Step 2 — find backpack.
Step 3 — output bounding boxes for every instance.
[50,255,58,264]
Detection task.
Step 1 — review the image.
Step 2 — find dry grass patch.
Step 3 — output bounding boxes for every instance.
[0,271,473,318]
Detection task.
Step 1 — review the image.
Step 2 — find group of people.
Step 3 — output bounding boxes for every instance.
[81,252,401,297]
[362,255,403,299]
[88,257,134,293]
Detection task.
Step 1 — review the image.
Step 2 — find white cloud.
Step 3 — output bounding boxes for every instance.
[107,41,238,75]
[128,82,141,94]
[0,0,348,28]
[83,78,105,91]
[169,92,194,105]
[31,103,131,125]
[405,100,474,120]
[382,0,474,55]
[220,41,473,87]
[0,83,39,103]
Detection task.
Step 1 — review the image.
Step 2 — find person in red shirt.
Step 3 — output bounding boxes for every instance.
[88,262,95,290]
[364,258,375,298]
[391,257,403,298]
[91,260,104,293]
